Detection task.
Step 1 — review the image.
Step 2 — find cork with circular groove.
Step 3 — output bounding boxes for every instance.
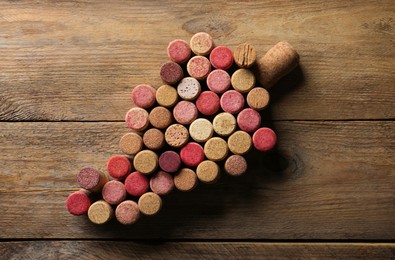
[119,132,143,155]
[213,112,236,136]
[224,155,247,176]
[204,137,229,161]
[228,130,252,155]
[138,192,162,216]
[233,43,257,68]
[165,124,189,148]
[133,150,158,175]
[246,87,270,111]
[143,128,165,150]
[196,160,220,184]
[156,85,178,108]
[88,200,114,225]
[149,106,173,129]
[231,69,256,93]
[174,168,198,192]
[189,118,214,143]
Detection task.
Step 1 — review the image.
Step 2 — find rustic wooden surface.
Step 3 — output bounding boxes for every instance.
[0,0,394,258]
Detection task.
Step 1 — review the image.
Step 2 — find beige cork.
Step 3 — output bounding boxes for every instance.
[204,137,229,162]
[224,155,247,176]
[190,32,214,56]
[165,124,189,148]
[174,168,198,192]
[149,106,173,129]
[143,128,165,150]
[133,150,158,175]
[213,112,236,136]
[196,160,220,184]
[156,84,178,108]
[138,192,162,216]
[255,41,299,89]
[88,200,114,225]
[231,69,256,93]
[246,87,270,111]
[228,130,252,155]
[189,118,214,143]
[233,43,257,68]
[119,132,143,155]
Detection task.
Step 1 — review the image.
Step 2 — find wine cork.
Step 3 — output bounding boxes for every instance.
[66,189,91,216]
[115,200,140,225]
[213,112,236,136]
[247,87,270,111]
[252,127,277,152]
[255,41,299,89]
[149,106,173,129]
[159,151,181,173]
[173,100,198,125]
[196,91,220,116]
[231,69,256,93]
[167,39,191,63]
[180,142,205,167]
[160,61,184,85]
[206,69,231,94]
[190,32,214,56]
[124,171,149,197]
[204,137,229,161]
[125,107,149,131]
[187,56,211,80]
[220,90,245,114]
[102,180,127,205]
[143,128,165,150]
[150,171,175,196]
[237,108,261,133]
[133,150,158,175]
[88,200,113,225]
[233,43,257,68]
[177,77,201,101]
[174,168,198,192]
[209,46,233,70]
[119,132,143,155]
[196,160,220,184]
[77,168,108,192]
[138,192,162,216]
[224,155,247,176]
[106,155,132,179]
[189,118,214,142]
[156,85,178,108]
[228,130,252,155]
[165,124,189,148]
[131,84,156,109]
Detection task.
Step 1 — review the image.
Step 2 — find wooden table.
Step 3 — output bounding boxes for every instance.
[1,0,394,258]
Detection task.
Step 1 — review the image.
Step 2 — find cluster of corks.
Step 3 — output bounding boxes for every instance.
[66,32,299,225]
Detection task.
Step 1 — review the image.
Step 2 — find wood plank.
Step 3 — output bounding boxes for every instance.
[0,0,394,121]
[0,121,393,239]
[1,241,394,259]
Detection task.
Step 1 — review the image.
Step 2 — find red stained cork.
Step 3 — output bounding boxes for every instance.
[173,100,198,125]
[149,106,173,129]
[210,46,233,70]
[131,84,156,109]
[167,39,191,63]
[159,151,181,173]
[150,171,175,196]
[115,200,140,225]
[102,180,127,205]
[180,142,205,167]
[66,190,91,216]
[237,108,262,133]
[196,91,220,116]
[160,61,184,85]
[220,90,245,114]
[125,107,149,131]
[187,56,211,80]
[77,168,108,192]
[106,155,132,179]
[206,69,231,94]
[190,32,214,56]
[224,155,247,176]
[124,171,149,197]
[252,127,277,152]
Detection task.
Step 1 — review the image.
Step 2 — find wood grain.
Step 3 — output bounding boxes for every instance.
[0,121,393,239]
[0,0,394,121]
[1,241,394,259]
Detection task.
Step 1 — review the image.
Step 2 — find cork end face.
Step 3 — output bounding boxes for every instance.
[77,168,101,190]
